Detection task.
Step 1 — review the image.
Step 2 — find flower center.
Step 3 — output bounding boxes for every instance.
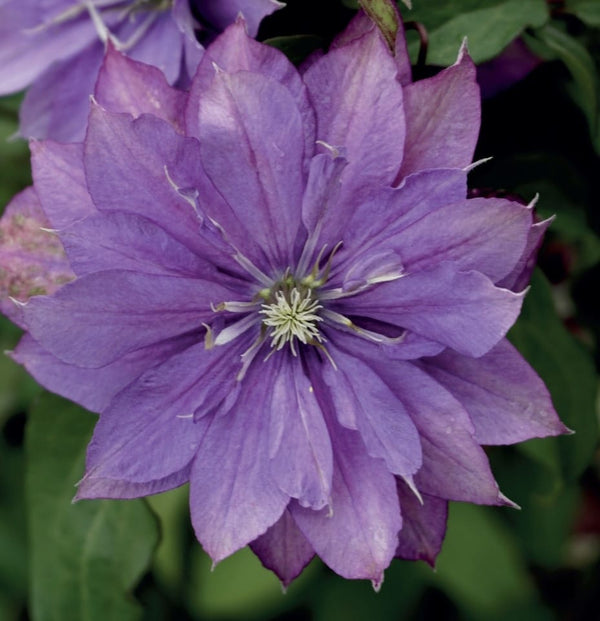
[260,287,323,355]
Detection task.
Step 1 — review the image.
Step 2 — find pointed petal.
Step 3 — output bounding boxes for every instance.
[291,422,401,584]
[330,10,412,86]
[303,20,405,204]
[250,509,315,587]
[399,45,480,178]
[196,70,306,266]
[190,361,289,563]
[11,331,198,413]
[76,336,251,491]
[268,356,333,510]
[59,211,228,279]
[187,19,315,165]
[334,265,524,357]
[19,42,101,141]
[30,141,96,229]
[23,270,233,367]
[499,218,551,292]
[320,338,422,478]
[95,43,187,130]
[421,339,568,445]
[395,480,448,566]
[199,0,281,37]
[393,197,533,283]
[327,168,467,269]
[378,360,506,505]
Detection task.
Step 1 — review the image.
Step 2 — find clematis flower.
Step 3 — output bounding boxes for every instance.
[3,12,568,586]
[0,0,281,141]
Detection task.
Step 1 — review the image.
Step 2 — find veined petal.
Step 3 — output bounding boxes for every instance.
[11,331,199,413]
[320,338,422,478]
[268,355,333,510]
[190,361,289,563]
[95,43,187,131]
[19,41,102,142]
[187,18,315,164]
[199,0,282,37]
[75,336,252,496]
[291,421,401,585]
[392,197,533,284]
[23,269,233,367]
[333,265,524,357]
[420,339,568,445]
[303,19,406,204]
[31,141,96,229]
[250,509,315,588]
[399,44,480,178]
[377,360,508,505]
[196,69,307,267]
[395,480,448,567]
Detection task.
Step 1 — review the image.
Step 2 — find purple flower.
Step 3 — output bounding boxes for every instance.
[4,13,568,586]
[0,0,280,141]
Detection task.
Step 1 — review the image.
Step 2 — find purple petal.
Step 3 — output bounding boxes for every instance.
[303,20,406,204]
[19,42,102,141]
[378,360,507,505]
[395,480,447,567]
[59,211,224,279]
[196,70,307,266]
[125,12,185,85]
[321,339,422,478]
[399,44,480,178]
[0,188,73,326]
[334,265,524,357]
[11,331,198,413]
[23,270,233,367]
[83,106,254,265]
[391,197,533,284]
[328,168,468,269]
[30,141,96,229]
[95,44,187,130]
[420,339,569,445]
[329,10,412,86]
[76,467,190,500]
[187,19,315,166]
[76,336,251,498]
[196,0,282,37]
[499,217,551,292]
[250,509,315,587]
[0,1,96,94]
[268,356,333,510]
[190,361,289,563]
[291,421,401,585]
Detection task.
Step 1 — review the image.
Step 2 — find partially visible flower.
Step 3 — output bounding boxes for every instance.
[2,12,568,586]
[0,188,73,326]
[0,0,281,141]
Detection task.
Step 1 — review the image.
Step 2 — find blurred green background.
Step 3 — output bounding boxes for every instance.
[1,1,600,619]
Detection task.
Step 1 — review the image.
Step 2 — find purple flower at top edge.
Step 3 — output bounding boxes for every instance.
[0,0,281,141]
[1,12,569,587]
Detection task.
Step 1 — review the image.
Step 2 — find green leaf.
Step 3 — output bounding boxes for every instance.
[567,0,600,26]
[433,503,540,615]
[533,24,600,148]
[26,393,159,621]
[404,0,548,65]
[509,270,599,480]
[359,0,399,51]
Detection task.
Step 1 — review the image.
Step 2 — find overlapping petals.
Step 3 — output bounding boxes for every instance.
[1,10,567,587]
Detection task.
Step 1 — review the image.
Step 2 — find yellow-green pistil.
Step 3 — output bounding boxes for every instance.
[260,287,323,356]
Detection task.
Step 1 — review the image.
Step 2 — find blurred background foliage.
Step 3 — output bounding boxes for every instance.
[1,0,600,619]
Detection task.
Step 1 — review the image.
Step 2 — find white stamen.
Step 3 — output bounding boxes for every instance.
[260,288,323,356]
